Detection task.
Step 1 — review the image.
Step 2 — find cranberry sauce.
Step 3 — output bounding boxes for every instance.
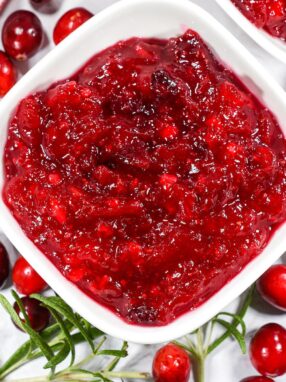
[231,0,286,41]
[3,30,286,325]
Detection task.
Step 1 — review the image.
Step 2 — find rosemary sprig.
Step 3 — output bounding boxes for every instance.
[173,285,255,382]
[0,286,254,382]
[0,291,150,381]
[207,284,254,354]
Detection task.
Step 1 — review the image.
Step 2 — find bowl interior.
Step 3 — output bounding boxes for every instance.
[0,0,286,344]
[216,0,286,63]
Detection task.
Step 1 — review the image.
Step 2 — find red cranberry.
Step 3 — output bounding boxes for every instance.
[257,265,286,311]
[13,296,50,332]
[0,50,16,96]
[241,377,274,382]
[0,243,9,288]
[53,7,93,45]
[152,343,191,382]
[250,323,286,377]
[2,10,43,61]
[12,257,47,295]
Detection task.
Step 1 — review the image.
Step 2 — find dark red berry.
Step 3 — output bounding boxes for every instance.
[13,296,50,332]
[12,257,47,295]
[0,50,16,96]
[257,264,286,310]
[0,243,9,288]
[250,323,286,377]
[2,10,43,61]
[241,377,274,382]
[53,7,93,45]
[152,343,191,382]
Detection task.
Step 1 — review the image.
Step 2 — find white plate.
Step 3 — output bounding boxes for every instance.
[216,0,286,63]
[0,0,286,344]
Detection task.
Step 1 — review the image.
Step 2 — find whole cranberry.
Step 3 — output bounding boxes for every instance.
[2,10,43,61]
[257,264,286,310]
[0,51,16,96]
[53,7,93,45]
[152,343,191,382]
[13,296,50,332]
[12,257,47,295]
[241,377,274,382]
[0,243,9,288]
[250,323,286,377]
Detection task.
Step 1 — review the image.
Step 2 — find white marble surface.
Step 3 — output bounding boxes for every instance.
[0,1,286,381]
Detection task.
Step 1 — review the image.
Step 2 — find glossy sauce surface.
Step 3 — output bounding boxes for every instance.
[231,0,286,41]
[3,30,286,325]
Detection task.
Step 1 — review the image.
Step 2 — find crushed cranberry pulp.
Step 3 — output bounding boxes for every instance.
[3,30,286,325]
[231,0,286,41]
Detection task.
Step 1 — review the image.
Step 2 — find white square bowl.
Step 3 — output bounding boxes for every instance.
[0,0,286,344]
[215,0,286,63]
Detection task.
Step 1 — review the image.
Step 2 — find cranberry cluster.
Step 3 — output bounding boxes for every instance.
[0,240,49,332]
[0,2,92,97]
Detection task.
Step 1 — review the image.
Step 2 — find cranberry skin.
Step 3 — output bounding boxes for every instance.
[12,257,47,295]
[2,10,43,61]
[53,7,93,45]
[13,296,50,332]
[241,377,274,382]
[0,51,16,96]
[257,265,286,311]
[152,343,191,382]
[0,243,9,288]
[250,323,286,377]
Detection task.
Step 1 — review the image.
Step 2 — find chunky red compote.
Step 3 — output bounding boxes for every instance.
[231,0,286,41]
[3,30,286,325]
